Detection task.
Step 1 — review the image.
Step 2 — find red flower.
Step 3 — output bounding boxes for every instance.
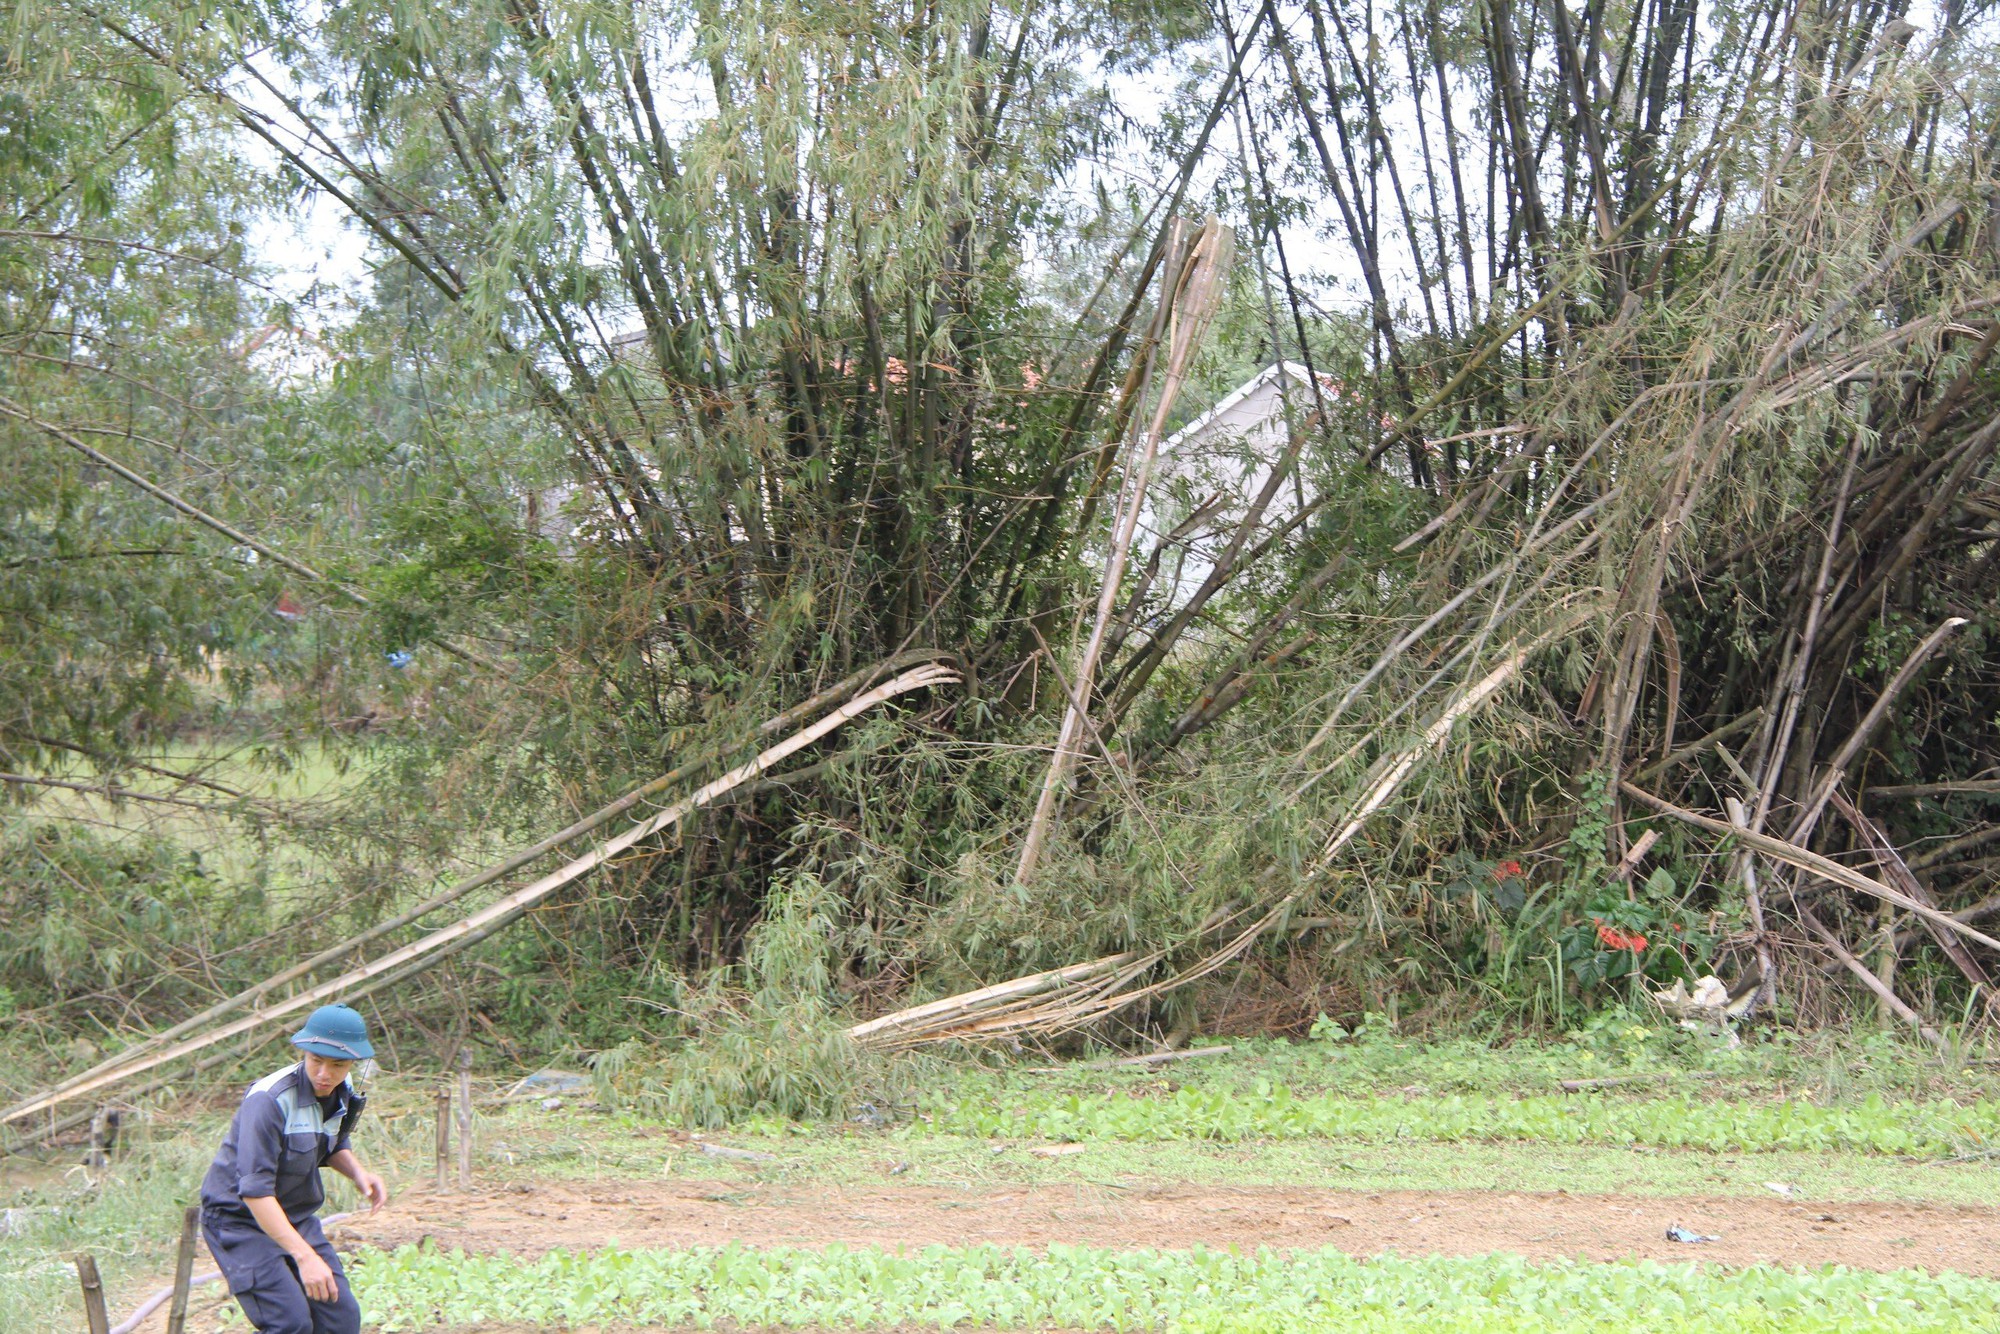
[1593,918,1648,953]
[1494,860,1524,880]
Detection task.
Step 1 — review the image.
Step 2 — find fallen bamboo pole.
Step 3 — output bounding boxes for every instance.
[1798,907,1947,1051]
[846,953,1143,1046]
[9,649,954,1126]
[1623,782,2000,955]
[2,662,957,1129]
[858,630,1560,1051]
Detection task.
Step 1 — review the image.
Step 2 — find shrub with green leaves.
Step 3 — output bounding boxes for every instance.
[591,871,912,1126]
[0,822,263,1021]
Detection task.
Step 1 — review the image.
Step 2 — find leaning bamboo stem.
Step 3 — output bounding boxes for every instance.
[1798,907,1945,1051]
[1016,216,1234,886]
[1621,782,2000,956]
[0,393,502,672]
[1315,626,1567,866]
[11,650,953,1121]
[1,663,956,1129]
[1784,617,1969,844]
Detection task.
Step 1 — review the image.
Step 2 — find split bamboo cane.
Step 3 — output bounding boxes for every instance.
[2,662,956,1130]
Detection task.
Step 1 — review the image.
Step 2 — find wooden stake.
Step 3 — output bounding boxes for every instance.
[456,1054,473,1191]
[74,1253,110,1334]
[86,1105,110,1168]
[164,1206,200,1334]
[434,1087,451,1192]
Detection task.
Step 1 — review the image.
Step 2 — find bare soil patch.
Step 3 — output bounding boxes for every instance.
[329,1177,1998,1277]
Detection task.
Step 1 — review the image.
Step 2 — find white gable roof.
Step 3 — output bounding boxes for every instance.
[1161,361,1341,457]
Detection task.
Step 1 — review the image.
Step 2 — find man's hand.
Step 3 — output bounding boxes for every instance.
[355,1167,389,1213]
[244,1195,342,1303]
[327,1148,389,1214]
[294,1248,340,1303]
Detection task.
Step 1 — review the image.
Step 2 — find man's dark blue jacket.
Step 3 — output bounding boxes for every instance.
[200,1061,366,1227]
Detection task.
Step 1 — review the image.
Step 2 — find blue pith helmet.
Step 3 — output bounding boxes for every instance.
[291,1004,375,1061]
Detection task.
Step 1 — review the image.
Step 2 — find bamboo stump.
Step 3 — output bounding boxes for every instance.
[74,1253,109,1334]
[434,1087,451,1193]
[456,1052,473,1191]
[165,1205,200,1334]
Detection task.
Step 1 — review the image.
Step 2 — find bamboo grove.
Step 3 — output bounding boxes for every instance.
[1,0,1998,1087]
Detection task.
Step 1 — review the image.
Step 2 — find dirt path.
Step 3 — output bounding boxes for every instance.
[328,1177,2000,1277]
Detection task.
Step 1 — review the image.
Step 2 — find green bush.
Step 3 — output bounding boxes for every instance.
[0,821,262,1017]
[591,870,911,1126]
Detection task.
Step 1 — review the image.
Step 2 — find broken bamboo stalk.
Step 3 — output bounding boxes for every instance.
[2,662,957,1129]
[10,650,955,1125]
[1611,828,1661,882]
[1016,216,1234,886]
[1798,907,1946,1051]
[1831,791,1994,995]
[1623,782,2000,955]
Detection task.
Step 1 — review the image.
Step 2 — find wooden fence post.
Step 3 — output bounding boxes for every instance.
[164,1205,201,1334]
[434,1087,451,1192]
[455,1051,473,1191]
[74,1253,110,1334]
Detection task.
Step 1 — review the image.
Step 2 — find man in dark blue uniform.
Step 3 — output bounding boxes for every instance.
[200,1005,389,1334]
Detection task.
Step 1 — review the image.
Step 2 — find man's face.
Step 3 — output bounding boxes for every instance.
[303,1052,356,1097]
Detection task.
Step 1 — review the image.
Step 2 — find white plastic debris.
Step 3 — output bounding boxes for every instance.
[1652,975,1730,1020]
